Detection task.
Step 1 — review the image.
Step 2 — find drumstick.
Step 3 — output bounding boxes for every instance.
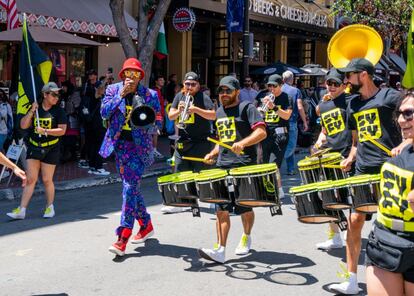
[362,133,392,156]
[182,156,206,163]
[207,137,244,155]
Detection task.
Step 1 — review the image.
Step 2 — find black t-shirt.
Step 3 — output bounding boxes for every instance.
[347,88,402,170]
[379,145,414,222]
[256,91,293,130]
[120,94,133,141]
[172,91,214,141]
[215,101,264,168]
[29,104,67,145]
[318,93,352,156]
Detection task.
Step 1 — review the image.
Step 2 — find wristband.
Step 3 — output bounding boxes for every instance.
[44,129,48,137]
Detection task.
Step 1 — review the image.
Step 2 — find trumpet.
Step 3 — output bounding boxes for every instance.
[258,93,275,114]
[177,91,194,129]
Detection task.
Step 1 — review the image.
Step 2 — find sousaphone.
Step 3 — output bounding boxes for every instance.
[327,24,383,68]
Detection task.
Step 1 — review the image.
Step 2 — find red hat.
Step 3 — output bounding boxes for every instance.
[119,58,145,79]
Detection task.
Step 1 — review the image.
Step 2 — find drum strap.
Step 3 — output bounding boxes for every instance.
[335,210,348,231]
[270,205,283,216]
[191,206,201,217]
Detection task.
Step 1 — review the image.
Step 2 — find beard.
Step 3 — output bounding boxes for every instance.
[220,94,236,107]
[350,83,362,94]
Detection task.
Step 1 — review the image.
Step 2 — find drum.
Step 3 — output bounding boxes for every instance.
[290,184,340,224]
[348,174,381,213]
[318,179,352,210]
[229,163,279,207]
[298,152,346,184]
[195,169,231,203]
[157,171,198,207]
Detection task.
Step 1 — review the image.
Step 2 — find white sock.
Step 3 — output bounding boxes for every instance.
[348,272,357,284]
[47,204,54,209]
[217,246,225,253]
[19,207,26,213]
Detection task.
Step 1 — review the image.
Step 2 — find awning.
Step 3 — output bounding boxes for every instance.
[389,53,406,72]
[0,26,102,46]
[0,0,137,38]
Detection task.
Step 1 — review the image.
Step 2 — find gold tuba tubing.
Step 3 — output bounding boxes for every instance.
[327,24,383,68]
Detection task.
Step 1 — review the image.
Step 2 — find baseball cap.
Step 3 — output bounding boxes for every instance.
[267,74,283,86]
[184,71,199,82]
[325,68,345,84]
[218,76,240,90]
[42,82,61,92]
[337,58,375,75]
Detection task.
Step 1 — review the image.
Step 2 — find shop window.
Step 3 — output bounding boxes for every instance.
[70,48,85,87]
[237,38,273,65]
[214,26,229,59]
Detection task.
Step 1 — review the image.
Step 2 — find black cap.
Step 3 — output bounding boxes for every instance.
[267,74,283,86]
[337,58,375,75]
[218,76,240,90]
[184,71,199,81]
[325,68,345,84]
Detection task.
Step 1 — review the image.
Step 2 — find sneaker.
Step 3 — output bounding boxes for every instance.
[108,228,132,256]
[198,248,225,264]
[329,280,360,295]
[78,160,89,169]
[235,234,252,255]
[6,207,26,220]
[278,187,285,199]
[130,221,154,244]
[43,205,55,218]
[168,135,180,141]
[154,149,164,159]
[88,168,97,174]
[316,232,343,250]
[160,206,185,214]
[93,168,110,176]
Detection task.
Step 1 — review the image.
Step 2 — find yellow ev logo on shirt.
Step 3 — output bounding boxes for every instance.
[354,108,382,142]
[216,116,236,143]
[321,108,345,136]
[264,106,281,123]
[34,117,52,134]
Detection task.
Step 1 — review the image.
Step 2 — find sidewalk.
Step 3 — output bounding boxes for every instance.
[0,136,173,200]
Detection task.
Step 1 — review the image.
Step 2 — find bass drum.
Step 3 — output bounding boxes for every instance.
[195,169,231,203]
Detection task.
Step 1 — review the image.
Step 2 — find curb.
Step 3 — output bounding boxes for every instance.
[0,168,171,201]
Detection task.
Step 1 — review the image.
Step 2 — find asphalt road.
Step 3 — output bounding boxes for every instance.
[0,173,373,296]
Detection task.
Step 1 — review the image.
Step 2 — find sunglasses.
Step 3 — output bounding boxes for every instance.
[123,70,141,79]
[218,88,233,95]
[267,84,278,88]
[396,108,414,121]
[345,72,360,79]
[47,92,60,98]
[184,82,197,87]
[327,81,341,87]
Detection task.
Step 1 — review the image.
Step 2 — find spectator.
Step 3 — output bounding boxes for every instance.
[239,76,258,103]
[166,73,177,104]
[395,81,403,91]
[0,89,12,153]
[153,75,166,159]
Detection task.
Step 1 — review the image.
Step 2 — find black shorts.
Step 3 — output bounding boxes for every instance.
[355,165,381,175]
[26,143,60,165]
[366,221,414,283]
[262,130,289,169]
[216,192,253,215]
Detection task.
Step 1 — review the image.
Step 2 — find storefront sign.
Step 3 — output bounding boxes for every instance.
[249,0,329,28]
[172,8,196,32]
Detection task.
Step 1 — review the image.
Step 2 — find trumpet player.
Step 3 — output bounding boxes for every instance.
[256,74,292,197]
[100,58,161,256]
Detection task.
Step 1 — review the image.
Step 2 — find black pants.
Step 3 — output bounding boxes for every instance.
[262,130,289,169]
[88,130,105,169]
[174,141,213,173]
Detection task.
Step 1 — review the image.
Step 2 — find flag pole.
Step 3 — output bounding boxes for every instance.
[23,13,41,137]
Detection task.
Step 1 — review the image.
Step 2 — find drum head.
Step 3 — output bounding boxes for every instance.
[348,174,380,185]
[229,163,277,176]
[298,152,342,170]
[195,169,227,182]
[157,171,194,184]
[289,183,318,195]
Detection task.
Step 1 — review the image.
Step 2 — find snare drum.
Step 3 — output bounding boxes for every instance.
[195,169,231,203]
[290,184,340,224]
[157,171,198,207]
[348,174,381,213]
[318,179,352,210]
[298,152,346,184]
[229,163,279,207]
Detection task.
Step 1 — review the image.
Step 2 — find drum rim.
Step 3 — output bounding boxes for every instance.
[231,171,277,178]
[229,163,277,175]
[289,184,318,194]
[298,152,342,168]
[348,174,380,185]
[158,171,194,184]
[195,169,228,181]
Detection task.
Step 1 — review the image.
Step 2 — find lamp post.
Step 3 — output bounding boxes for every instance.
[242,0,249,81]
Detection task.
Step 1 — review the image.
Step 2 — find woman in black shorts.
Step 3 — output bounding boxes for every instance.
[366,92,414,295]
[6,82,67,220]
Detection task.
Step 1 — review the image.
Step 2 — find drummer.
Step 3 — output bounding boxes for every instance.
[313,69,353,251]
[257,74,292,198]
[165,71,216,214]
[198,76,266,264]
[329,58,410,295]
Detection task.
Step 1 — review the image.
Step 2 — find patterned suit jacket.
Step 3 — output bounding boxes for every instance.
[99,82,161,168]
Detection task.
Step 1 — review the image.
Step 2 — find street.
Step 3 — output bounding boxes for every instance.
[0,173,372,296]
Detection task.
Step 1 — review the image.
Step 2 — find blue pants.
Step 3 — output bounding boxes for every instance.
[114,140,150,235]
[284,124,298,173]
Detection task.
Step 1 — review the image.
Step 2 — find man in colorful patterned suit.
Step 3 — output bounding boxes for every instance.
[100,58,161,256]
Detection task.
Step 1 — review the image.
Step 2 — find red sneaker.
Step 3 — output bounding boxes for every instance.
[131,221,154,244]
[108,228,132,256]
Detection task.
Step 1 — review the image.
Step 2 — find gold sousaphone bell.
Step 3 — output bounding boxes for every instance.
[327,24,383,68]
[129,94,156,128]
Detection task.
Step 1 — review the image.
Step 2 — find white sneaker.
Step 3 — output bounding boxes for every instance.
[278,187,285,199]
[6,207,26,220]
[235,234,252,255]
[329,280,360,295]
[154,149,164,159]
[198,247,225,264]
[316,232,343,250]
[93,168,110,176]
[160,206,185,214]
[43,205,55,218]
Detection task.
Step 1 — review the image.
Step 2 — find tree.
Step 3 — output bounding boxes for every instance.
[110,0,171,86]
[332,0,413,50]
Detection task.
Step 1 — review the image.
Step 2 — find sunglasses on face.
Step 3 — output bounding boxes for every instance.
[327,81,341,87]
[218,88,233,95]
[396,108,414,121]
[47,92,60,98]
[123,70,141,79]
[184,82,197,88]
[345,72,360,79]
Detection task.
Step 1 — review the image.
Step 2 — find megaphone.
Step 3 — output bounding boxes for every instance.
[130,95,156,128]
[328,24,383,68]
